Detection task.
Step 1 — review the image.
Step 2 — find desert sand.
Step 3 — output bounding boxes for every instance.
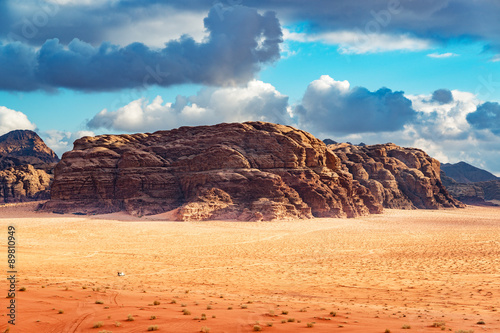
[0,202,499,332]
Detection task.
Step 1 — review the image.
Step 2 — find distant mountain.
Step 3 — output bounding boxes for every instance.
[441,161,499,183]
[441,162,500,205]
[0,130,59,170]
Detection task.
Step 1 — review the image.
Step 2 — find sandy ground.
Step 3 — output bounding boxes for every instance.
[0,203,499,333]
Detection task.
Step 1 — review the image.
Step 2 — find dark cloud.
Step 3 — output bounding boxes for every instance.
[0,5,282,92]
[296,75,417,134]
[467,102,500,135]
[431,89,453,104]
[2,0,500,51]
[111,0,500,53]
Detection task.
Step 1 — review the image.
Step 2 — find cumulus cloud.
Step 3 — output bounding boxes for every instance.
[0,106,37,135]
[467,102,500,135]
[87,80,290,132]
[295,75,417,134]
[0,5,282,92]
[431,89,453,104]
[41,129,95,157]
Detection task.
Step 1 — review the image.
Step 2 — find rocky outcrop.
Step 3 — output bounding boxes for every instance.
[328,143,464,209]
[0,165,51,203]
[442,172,500,205]
[0,130,59,169]
[43,122,383,220]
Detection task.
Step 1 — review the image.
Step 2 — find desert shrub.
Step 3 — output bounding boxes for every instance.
[402,324,411,329]
[126,314,134,321]
[93,322,103,328]
[153,300,160,306]
[95,300,104,304]
[241,304,248,309]
[281,310,288,315]
[19,287,26,291]
[206,305,212,310]
[58,310,64,314]
[253,325,262,331]
[307,322,314,328]
[477,321,485,325]
[147,325,159,331]
[200,327,210,333]
[150,315,157,320]
[182,309,191,315]
[287,318,295,322]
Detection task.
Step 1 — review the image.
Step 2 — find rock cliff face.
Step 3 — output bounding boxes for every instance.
[328,143,464,209]
[43,122,383,220]
[0,130,59,169]
[0,165,51,203]
[442,172,500,205]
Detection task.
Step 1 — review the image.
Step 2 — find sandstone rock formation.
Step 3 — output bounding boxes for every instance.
[43,122,383,220]
[0,164,51,203]
[442,171,500,205]
[0,130,59,169]
[328,143,464,209]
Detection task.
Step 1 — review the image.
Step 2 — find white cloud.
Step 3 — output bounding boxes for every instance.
[283,29,431,54]
[0,106,36,135]
[490,54,500,62]
[87,80,290,132]
[105,8,208,47]
[41,130,95,157]
[427,52,458,58]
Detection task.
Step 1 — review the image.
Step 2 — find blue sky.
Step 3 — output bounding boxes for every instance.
[0,0,499,174]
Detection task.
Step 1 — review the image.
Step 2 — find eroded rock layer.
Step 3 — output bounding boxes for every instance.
[43,122,383,220]
[0,165,52,203]
[328,143,465,209]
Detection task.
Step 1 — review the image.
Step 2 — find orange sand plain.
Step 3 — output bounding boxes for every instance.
[0,203,499,333]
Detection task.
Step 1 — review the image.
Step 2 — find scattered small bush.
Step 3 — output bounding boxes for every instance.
[147,325,159,331]
[150,315,157,320]
[330,311,337,317]
[58,310,64,314]
[182,309,191,315]
[126,314,134,321]
[153,300,160,306]
[281,310,288,315]
[287,318,295,322]
[170,299,177,304]
[300,308,307,312]
[181,303,187,307]
[200,327,210,333]
[206,305,212,310]
[227,306,233,310]
[253,325,262,331]
[384,330,391,333]
[402,324,411,329]
[115,322,121,327]
[477,321,485,325]
[432,322,446,328]
[19,287,26,292]
[266,322,273,327]
[95,300,104,304]
[281,319,286,324]
[93,322,104,328]
[241,304,248,309]
[307,322,314,328]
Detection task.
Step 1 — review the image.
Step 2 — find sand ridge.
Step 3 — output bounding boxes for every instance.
[0,203,499,332]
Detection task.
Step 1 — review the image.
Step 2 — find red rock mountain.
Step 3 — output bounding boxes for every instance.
[329,143,464,209]
[0,130,59,169]
[0,165,51,203]
[43,122,383,220]
[43,122,463,220]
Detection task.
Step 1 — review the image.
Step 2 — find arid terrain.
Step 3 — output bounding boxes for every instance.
[1,203,499,333]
